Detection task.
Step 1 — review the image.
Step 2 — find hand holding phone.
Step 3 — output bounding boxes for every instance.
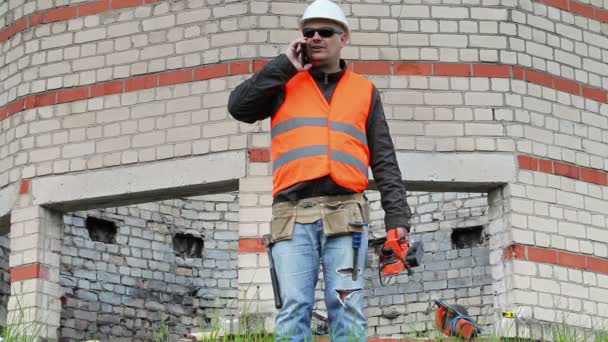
[299,43,309,65]
[285,38,311,71]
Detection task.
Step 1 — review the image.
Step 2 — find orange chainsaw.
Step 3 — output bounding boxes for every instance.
[370,229,424,285]
[433,299,480,339]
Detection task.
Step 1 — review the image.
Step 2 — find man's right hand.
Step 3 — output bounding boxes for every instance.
[285,38,312,71]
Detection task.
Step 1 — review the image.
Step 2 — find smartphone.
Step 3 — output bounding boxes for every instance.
[299,43,309,65]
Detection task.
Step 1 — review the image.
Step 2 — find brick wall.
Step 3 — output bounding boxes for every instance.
[0,0,606,339]
[59,193,239,342]
[304,191,493,337]
[364,191,491,336]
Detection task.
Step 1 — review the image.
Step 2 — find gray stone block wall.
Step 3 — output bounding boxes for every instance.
[309,190,491,337]
[0,233,9,328]
[59,193,239,342]
[364,190,491,337]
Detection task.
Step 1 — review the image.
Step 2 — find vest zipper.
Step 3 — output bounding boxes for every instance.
[324,73,328,85]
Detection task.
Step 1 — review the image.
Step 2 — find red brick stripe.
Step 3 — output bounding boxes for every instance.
[19,179,30,194]
[504,244,608,274]
[239,238,266,253]
[10,263,49,282]
[248,148,271,163]
[1,61,606,122]
[518,155,608,186]
[0,0,161,43]
[536,0,608,22]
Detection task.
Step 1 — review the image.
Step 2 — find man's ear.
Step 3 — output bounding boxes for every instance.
[340,32,348,47]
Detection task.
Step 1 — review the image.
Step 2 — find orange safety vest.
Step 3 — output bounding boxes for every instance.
[271,70,373,196]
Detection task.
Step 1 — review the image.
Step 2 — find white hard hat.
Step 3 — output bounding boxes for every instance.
[300,0,349,33]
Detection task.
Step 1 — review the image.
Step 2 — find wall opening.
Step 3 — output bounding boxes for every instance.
[0,228,9,330]
[173,233,204,258]
[60,191,239,341]
[362,190,493,337]
[86,217,117,244]
[451,226,484,249]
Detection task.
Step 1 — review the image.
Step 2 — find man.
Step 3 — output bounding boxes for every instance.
[228,0,411,340]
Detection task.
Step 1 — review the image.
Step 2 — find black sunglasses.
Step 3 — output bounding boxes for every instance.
[302,27,343,38]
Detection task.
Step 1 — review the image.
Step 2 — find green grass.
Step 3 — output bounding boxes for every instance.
[0,299,43,342]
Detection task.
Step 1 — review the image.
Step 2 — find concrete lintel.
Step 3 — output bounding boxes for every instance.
[31,151,246,211]
[394,152,516,192]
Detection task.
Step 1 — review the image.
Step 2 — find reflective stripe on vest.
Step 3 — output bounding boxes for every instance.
[271,118,367,145]
[272,145,368,176]
[270,70,373,195]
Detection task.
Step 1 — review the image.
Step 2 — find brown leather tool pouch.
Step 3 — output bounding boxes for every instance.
[269,202,296,243]
[269,193,369,242]
[322,194,369,236]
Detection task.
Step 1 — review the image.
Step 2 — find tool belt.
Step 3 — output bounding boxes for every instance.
[269,193,369,243]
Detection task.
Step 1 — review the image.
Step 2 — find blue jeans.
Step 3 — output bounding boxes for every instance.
[272,220,368,342]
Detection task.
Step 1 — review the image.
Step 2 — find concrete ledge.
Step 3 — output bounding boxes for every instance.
[394,152,516,192]
[31,151,246,211]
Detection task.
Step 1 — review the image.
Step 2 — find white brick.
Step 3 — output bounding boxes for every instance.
[213,3,248,18]
[553,104,581,122]
[531,278,560,294]
[176,38,210,54]
[588,228,608,243]
[562,283,589,299]
[62,142,95,158]
[41,33,72,49]
[202,122,238,138]
[106,50,139,66]
[431,6,468,18]
[401,6,429,17]
[558,221,585,237]
[73,56,105,72]
[524,126,553,144]
[350,32,390,46]
[583,58,608,77]
[177,8,211,24]
[430,34,468,47]
[554,50,581,68]
[352,4,390,16]
[39,62,71,78]
[528,14,554,31]
[108,22,140,38]
[132,103,166,119]
[75,28,107,43]
[581,140,606,157]
[423,92,462,105]
[141,44,175,60]
[211,31,247,47]
[30,148,61,162]
[528,216,558,233]
[590,288,608,303]
[96,108,130,123]
[513,260,537,276]
[513,290,538,305]
[583,31,608,50]
[464,93,503,105]
[425,123,463,136]
[29,120,60,134]
[465,123,504,136]
[469,35,507,49]
[167,126,201,142]
[142,14,175,31]
[97,137,130,153]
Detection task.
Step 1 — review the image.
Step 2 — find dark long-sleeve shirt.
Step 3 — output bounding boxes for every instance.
[228,54,411,230]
